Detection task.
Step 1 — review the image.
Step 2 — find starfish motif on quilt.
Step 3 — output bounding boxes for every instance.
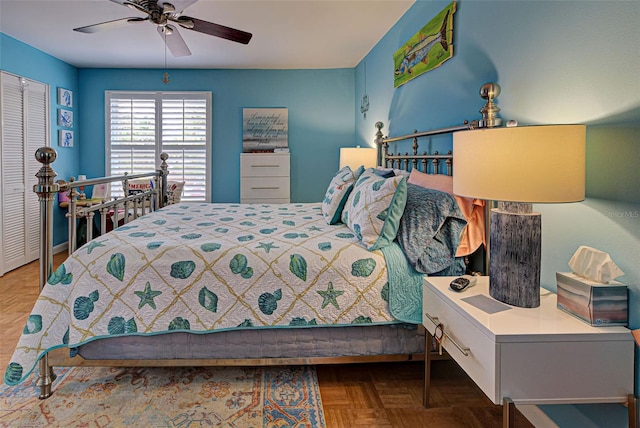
[317,282,344,309]
[135,281,163,309]
[256,242,279,253]
[85,239,107,254]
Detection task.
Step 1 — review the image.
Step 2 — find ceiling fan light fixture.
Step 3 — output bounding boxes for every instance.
[73,0,252,53]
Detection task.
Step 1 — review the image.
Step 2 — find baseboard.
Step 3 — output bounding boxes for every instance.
[516,405,559,428]
[53,242,68,255]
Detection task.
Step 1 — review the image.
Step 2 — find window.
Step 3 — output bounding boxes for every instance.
[106,91,211,202]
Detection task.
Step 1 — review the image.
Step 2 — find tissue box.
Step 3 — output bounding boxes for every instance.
[556,272,628,327]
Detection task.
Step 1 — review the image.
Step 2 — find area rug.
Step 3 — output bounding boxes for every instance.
[0,365,325,427]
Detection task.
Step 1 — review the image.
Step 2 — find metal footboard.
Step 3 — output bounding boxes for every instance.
[32,148,169,398]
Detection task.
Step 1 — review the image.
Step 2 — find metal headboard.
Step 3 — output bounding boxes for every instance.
[373,82,503,175]
[371,82,504,276]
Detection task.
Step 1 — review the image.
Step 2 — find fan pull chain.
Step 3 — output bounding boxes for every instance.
[162,29,170,84]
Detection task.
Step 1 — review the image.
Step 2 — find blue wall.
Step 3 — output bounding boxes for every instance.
[355,1,640,426]
[78,68,355,203]
[0,34,79,247]
[2,1,639,424]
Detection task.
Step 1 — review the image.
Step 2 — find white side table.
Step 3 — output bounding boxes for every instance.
[422,276,637,428]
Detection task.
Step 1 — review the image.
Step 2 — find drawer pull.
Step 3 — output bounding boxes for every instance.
[250,186,279,190]
[425,312,470,357]
[251,165,279,168]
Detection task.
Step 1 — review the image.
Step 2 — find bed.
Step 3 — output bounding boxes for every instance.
[5,85,499,398]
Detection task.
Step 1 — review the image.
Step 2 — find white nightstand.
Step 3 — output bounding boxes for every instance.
[240,153,290,203]
[422,276,636,427]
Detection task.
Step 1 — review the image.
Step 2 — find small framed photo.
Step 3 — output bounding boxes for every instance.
[58,109,73,127]
[58,88,72,107]
[91,183,111,200]
[59,130,74,147]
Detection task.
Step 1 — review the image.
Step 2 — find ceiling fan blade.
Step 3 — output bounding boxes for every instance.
[157,25,192,57]
[186,17,252,45]
[108,0,148,14]
[108,0,133,6]
[73,17,146,34]
[161,2,176,14]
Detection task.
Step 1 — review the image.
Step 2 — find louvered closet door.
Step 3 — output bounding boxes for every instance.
[0,72,48,275]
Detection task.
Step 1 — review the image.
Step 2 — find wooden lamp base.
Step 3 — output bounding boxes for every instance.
[489,202,541,308]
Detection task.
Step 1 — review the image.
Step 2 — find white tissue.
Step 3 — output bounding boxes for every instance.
[568,245,624,284]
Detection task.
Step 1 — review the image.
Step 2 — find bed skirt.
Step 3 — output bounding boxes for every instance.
[75,324,425,361]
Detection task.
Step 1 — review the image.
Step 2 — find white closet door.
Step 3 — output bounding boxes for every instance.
[24,79,48,264]
[0,72,49,275]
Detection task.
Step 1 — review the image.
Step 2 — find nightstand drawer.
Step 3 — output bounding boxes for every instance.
[423,284,497,402]
[241,154,290,177]
[241,177,290,200]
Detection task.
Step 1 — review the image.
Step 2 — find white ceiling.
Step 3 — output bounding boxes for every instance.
[0,0,414,69]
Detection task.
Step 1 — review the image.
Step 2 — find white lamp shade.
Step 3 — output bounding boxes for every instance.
[339,147,377,170]
[453,125,586,203]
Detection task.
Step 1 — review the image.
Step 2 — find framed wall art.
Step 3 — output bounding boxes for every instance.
[59,130,74,148]
[58,109,73,127]
[242,108,288,152]
[393,1,456,88]
[57,87,73,107]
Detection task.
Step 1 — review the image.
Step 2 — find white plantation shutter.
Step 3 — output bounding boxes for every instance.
[106,92,211,201]
[161,96,208,201]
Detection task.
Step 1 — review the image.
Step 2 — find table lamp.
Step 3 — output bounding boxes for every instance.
[453,124,586,307]
[339,146,377,170]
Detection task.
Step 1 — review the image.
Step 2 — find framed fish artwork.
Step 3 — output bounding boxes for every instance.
[393,1,456,88]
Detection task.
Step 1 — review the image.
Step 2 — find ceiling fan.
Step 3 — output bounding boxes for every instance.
[73,0,252,57]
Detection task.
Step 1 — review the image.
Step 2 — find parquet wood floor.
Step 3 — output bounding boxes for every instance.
[1,253,535,427]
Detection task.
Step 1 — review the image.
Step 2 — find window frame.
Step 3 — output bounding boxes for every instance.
[105,91,212,202]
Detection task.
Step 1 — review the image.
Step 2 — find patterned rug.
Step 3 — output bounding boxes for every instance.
[0,365,325,427]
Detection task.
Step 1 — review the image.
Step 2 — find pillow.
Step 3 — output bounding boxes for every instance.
[127,178,154,207]
[341,168,408,250]
[396,183,467,274]
[321,165,364,224]
[407,169,453,194]
[167,181,185,204]
[407,169,486,257]
[373,169,395,178]
[376,167,410,177]
[127,178,154,195]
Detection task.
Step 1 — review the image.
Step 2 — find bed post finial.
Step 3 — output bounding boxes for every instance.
[159,152,169,207]
[478,82,502,128]
[33,146,59,399]
[374,122,386,167]
[375,121,384,138]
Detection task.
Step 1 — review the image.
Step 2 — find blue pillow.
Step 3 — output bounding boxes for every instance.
[396,183,467,273]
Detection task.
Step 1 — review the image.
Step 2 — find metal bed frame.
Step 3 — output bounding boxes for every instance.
[31,83,503,399]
